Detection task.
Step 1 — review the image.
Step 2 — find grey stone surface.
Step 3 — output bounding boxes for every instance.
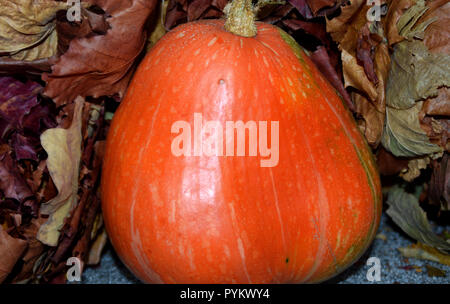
[81,213,450,284]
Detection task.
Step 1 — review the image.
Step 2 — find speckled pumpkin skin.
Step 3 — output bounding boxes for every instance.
[101,19,382,283]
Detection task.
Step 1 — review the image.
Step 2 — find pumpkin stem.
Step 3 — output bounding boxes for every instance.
[224,0,257,37]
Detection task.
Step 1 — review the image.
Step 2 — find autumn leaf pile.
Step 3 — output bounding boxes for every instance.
[0,0,448,283]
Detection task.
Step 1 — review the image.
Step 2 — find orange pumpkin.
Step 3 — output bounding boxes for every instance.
[101,1,382,283]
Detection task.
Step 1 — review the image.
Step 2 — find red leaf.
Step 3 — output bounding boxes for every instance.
[43,0,158,105]
[309,46,354,111]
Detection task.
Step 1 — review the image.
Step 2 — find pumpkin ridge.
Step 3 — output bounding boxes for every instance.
[290,100,331,283]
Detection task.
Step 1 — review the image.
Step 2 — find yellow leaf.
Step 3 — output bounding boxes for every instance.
[0,0,69,61]
[37,97,84,246]
[398,242,450,266]
[147,0,169,50]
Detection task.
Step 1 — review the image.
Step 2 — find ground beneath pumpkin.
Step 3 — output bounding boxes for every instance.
[81,212,450,284]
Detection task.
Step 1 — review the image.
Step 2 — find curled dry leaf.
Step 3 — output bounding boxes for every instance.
[381,0,449,158]
[386,185,450,253]
[418,0,450,154]
[37,98,84,246]
[384,0,415,46]
[399,157,430,182]
[382,102,442,158]
[0,0,69,61]
[43,0,158,105]
[326,0,390,146]
[0,226,27,283]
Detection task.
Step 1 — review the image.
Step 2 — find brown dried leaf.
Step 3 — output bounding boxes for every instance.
[376,147,409,176]
[428,154,449,211]
[0,149,34,204]
[309,46,354,111]
[422,0,450,54]
[12,217,46,283]
[326,1,383,102]
[422,88,450,117]
[0,226,27,283]
[43,0,158,105]
[288,0,313,19]
[188,0,213,21]
[56,8,109,55]
[305,0,337,15]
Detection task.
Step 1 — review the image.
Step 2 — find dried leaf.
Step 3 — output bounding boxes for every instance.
[188,0,212,21]
[353,40,390,146]
[375,233,387,241]
[376,147,409,176]
[395,0,432,40]
[422,1,450,54]
[425,264,446,277]
[422,87,450,117]
[309,46,354,111]
[288,0,313,19]
[386,185,450,252]
[385,40,450,110]
[0,149,34,204]
[399,157,430,182]
[428,154,449,211]
[0,77,42,130]
[326,1,383,103]
[86,228,107,265]
[384,0,414,46]
[12,217,46,283]
[56,8,109,55]
[11,133,40,161]
[148,0,170,49]
[382,102,442,158]
[398,242,450,266]
[305,0,337,15]
[37,98,84,246]
[326,0,367,44]
[0,0,68,61]
[43,0,158,105]
[0,226,27,283]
